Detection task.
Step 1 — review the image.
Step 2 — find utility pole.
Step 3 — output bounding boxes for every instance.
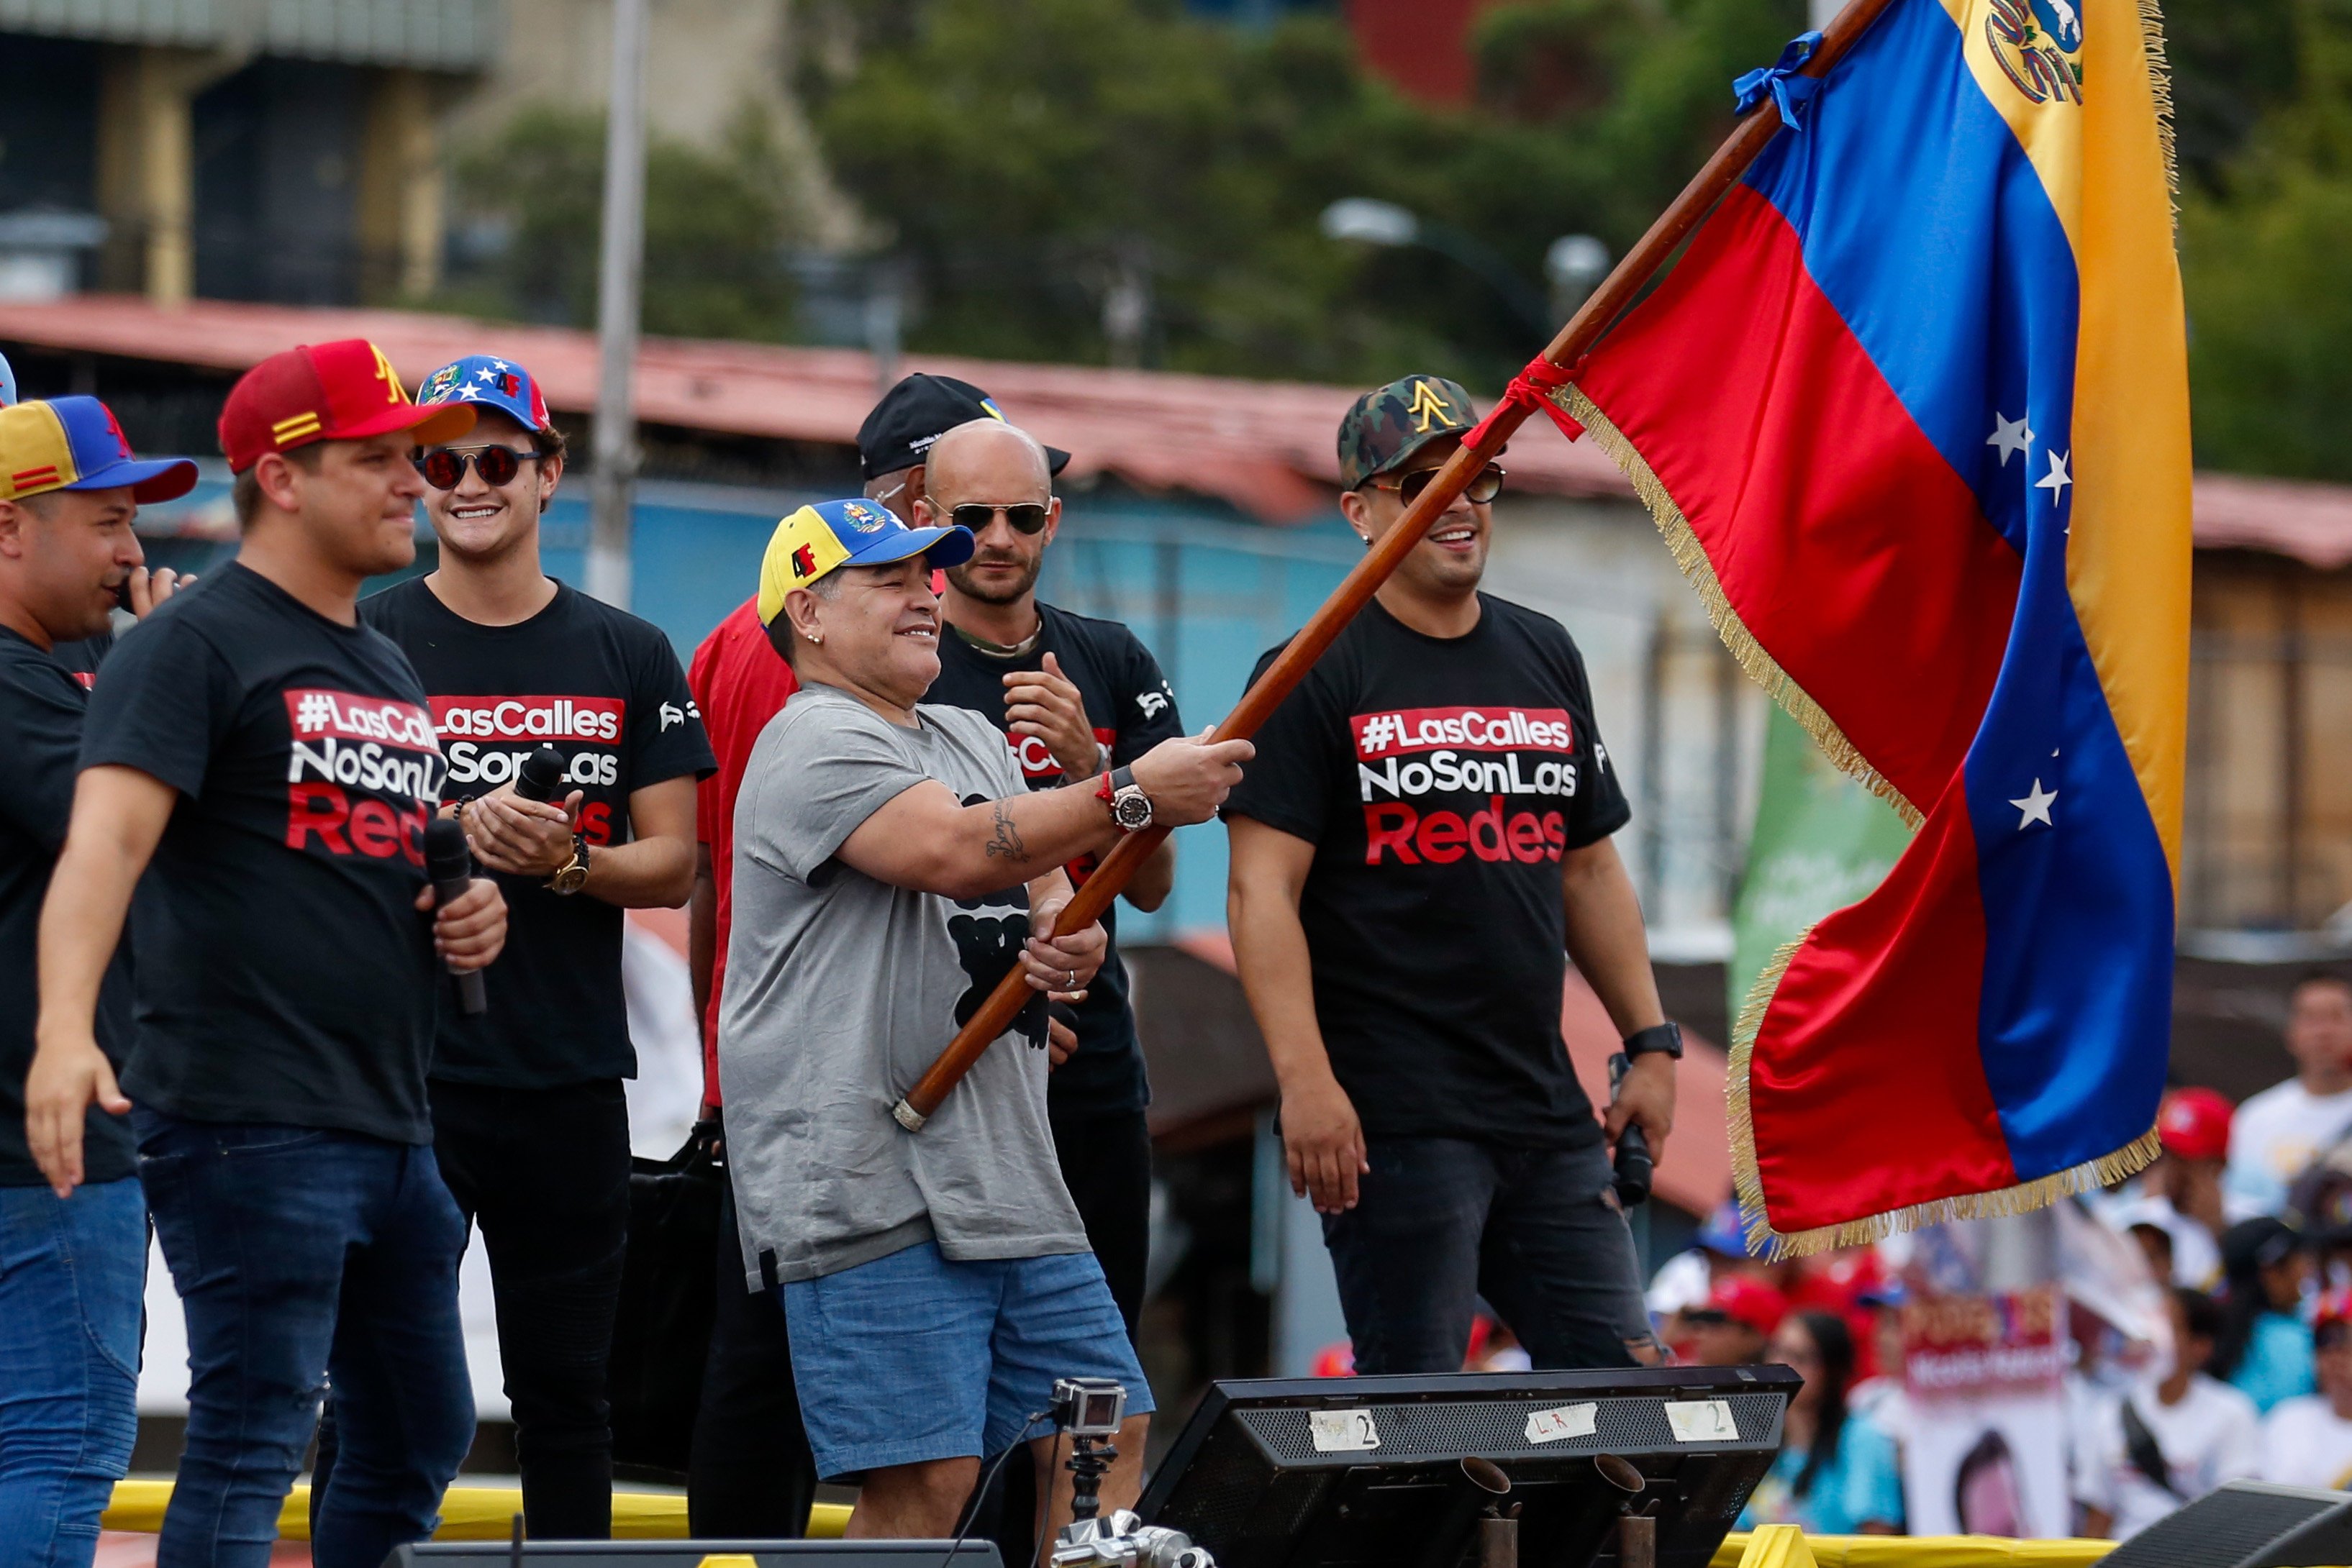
[587,0,650,608]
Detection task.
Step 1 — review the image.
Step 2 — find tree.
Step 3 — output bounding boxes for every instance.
[440,106,799,342]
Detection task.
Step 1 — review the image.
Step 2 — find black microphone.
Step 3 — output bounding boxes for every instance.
[515,744,568,803]
[1608,1052,1653,1207]
[424,816,488,1016]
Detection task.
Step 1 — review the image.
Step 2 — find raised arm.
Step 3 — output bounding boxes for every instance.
[839,731,1249,900]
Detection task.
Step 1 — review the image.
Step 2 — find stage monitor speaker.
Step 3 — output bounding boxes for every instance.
[2099,1481,2352,1568]
[1135,1366,1799,1568]
[384,1543,1004,1568]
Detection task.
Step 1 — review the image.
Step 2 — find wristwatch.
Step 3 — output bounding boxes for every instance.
[1622,1021,1684,1061]
[547,832,590,895]
[1096,767,1154,833]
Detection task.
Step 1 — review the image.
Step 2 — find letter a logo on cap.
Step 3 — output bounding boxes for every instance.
[791,544,817,579]
[1408,379,1460,434]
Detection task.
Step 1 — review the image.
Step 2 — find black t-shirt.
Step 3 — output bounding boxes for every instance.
[926,601,1184,1113]
[1221,595,1631,1147]
[81,563,450,1144]
[361,578,715,1088]
[0,629,135,1186]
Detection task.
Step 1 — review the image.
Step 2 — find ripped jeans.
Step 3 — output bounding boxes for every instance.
[1320,1135,1656,1373]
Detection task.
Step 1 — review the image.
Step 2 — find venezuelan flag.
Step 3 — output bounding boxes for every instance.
[1565,0,2188,1254]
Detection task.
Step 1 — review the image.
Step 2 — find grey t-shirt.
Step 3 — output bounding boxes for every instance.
[718,682,1089,1286]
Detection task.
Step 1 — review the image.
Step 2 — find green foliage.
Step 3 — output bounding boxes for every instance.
[798,0,1799,386]
[2176,0,2352,478]
[442,106,798,341]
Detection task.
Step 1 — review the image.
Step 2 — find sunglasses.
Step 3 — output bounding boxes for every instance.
[414,446,547,491]
[945,502,1051,536]
[1368,462,1507,507]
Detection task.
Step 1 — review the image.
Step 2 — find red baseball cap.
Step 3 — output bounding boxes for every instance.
[217,339,476,474]
[2158,1086,2233,1162]
[1694,1275,1789,1337]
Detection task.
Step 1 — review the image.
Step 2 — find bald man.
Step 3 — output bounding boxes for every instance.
[916,419,1184,1339]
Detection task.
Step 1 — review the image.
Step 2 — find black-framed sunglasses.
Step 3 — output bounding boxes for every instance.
[1368,462,1507,507]
[414,446,547,491]
[947,502,1051,535]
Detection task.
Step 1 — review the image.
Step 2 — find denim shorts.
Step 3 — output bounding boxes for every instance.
[781,1240,1151,1480]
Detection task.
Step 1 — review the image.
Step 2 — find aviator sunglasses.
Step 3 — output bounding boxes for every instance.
[945,501,1051,535]
[1368,462,1507,507]
[413,445,548,491]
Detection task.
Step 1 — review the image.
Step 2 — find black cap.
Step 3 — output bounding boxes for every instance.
[855,373,1072,480]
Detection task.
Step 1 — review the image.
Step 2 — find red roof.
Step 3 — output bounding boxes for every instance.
[6,295,2348,563]
[0,295,1628,523]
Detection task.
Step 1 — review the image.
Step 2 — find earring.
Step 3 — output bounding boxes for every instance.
[807,629,822,644]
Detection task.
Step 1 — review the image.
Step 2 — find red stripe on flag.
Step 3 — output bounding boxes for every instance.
[1751,775,2014,1236]
[1578,183,2020,811]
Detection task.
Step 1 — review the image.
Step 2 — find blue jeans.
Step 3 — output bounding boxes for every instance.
[0,1177,145,1568]
[135,1112,474,1568]
[782,1242,1151,1480]
[1321,1136,1653,1373]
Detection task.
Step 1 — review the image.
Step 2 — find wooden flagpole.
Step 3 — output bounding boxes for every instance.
[891,0,1899,1131]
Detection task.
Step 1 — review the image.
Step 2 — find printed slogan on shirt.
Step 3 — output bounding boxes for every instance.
[283,688,445,865]
[1352,704,1585,867]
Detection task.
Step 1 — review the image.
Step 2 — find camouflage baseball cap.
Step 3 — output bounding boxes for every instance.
[1337,374,1480,490]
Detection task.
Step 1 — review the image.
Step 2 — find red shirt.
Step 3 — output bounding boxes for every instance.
[688,597,799,1103]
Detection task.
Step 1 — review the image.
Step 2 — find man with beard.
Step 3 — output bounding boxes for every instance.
[0,396,196,1567]
[916,417,1181,1336]
[1224,374,1676,1375]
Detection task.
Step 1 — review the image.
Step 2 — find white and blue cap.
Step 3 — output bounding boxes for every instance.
[0,350,17,408]
[414,354,553,432]
[757,497,975,626]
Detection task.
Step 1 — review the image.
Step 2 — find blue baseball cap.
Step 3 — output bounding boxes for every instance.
[0,396,198,504]
[0,350,16,408]
[414,354,552,433]
[758,497,975,625]
[1695,1199,1748,1257]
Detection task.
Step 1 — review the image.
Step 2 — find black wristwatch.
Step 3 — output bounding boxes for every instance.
[1622,1021,1684,1061]
[1104,766,1154,833]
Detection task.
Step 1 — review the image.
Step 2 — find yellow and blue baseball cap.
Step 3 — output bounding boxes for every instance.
[756,497,976,626]
[0,396,198,503]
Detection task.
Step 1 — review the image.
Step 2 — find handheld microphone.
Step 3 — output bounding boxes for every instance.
[424,816,489,1016]
[514,744,568,803]
[1608,1052,1653,1207]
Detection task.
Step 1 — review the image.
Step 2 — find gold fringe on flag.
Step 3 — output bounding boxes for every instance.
[1564,378,2163,1257]
[2140,0,2180,223]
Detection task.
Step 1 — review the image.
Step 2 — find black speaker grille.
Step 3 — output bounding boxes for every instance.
[1237,1392,1783,1464]
[2100,1483,2348,1568]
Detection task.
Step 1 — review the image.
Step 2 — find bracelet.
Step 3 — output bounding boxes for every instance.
[1622,1021,1684,1061]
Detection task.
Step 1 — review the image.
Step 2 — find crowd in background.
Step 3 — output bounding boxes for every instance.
[1624,972,2352,1541]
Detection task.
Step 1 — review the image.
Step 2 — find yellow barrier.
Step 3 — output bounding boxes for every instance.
[102,1482,2115,1566]
[1710,1532,2112,1568]
[101,1480,852,1541]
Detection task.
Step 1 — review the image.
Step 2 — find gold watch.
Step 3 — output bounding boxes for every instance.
[547,833,589,895]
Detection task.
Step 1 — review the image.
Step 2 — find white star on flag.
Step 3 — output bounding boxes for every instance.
[2009,778,2057,829]
[2035,448,2071,503]
[1987,413,2033,466]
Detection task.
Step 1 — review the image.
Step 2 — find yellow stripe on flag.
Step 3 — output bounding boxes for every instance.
[2065,0,2191,884]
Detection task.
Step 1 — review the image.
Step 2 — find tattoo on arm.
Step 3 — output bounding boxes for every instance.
[983,800,1029,861]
